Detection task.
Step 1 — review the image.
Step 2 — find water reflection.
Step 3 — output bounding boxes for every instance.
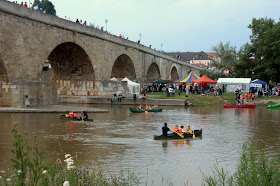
[0,105,279,185]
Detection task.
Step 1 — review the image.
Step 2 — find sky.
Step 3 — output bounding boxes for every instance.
[19,0,280,52]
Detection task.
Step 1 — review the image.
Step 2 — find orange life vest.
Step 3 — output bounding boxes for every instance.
[241,97,245,100]
[73,113,77,118]
[252,94,255,98]
[179,128,185,134]
[248,94,251,98]
[138,106,143,110]
[173,127,179,132]
[69,112,74,117]
[244,93,247,98]
[145,106,149,110]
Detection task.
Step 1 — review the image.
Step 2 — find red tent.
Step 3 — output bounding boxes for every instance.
[192,75,217,84]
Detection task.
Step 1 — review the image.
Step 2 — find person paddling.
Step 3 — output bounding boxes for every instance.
[83,111,88,120]
[138,105,143,110]
[173,125,179,133]
[179,125,186,134]
[162,122,172,136]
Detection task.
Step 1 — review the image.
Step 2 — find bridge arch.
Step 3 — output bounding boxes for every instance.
[0,56,8,82]
[44,42,95,96]
[110,54,136,81]
[170,65,179,81]
[146,62,161,81]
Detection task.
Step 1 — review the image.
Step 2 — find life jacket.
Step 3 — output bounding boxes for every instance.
[69,112,74,117]
[73,113,77,118]
[241,97,245,100]
[145,106,149,110]
[244,93,247,98]
[173,127,179,132]
[248,94,251,98]
[179,128,185,134]
[138,106,143,110]
[252,94,255,98]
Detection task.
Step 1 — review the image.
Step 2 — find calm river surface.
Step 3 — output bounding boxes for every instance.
[1,105,280,185]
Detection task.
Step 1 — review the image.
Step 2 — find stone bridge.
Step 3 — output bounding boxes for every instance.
[0,0,205,107]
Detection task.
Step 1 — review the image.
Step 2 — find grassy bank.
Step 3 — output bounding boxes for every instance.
[146,92,280,107]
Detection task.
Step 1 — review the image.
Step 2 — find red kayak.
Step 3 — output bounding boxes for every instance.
[223,104,256,108]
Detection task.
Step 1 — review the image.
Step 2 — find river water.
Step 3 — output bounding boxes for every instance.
[1,105,280,185]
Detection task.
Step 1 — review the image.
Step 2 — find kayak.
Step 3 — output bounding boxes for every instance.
[267,103,280,108]
[154,129,202,140]
[60,114,94,122]
[223,104,256,108]
[129,108,163,113]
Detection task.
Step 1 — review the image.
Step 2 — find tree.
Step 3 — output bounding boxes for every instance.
[210,41,237,77]
[236,18,280,83]
[32,0,56,15]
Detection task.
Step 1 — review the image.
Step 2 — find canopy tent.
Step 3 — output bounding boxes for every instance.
[154,79,170,84]
[217,78,251,93]
[110,77,120,82]
[251,79,268,89]
[174,71,200,83]
[121,77,140,94]
[192,75,217,84]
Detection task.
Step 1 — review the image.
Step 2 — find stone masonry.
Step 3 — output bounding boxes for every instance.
[0,0,204,107]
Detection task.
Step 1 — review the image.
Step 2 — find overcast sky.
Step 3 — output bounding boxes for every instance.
[22,0,280,52]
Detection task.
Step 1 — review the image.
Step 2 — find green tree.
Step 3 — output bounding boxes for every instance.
[210,41,237,77]
[33,0,56,15]
[234,43,256,78]
[236,18,280,83]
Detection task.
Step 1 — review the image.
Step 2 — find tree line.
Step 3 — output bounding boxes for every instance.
[202,17,280,86]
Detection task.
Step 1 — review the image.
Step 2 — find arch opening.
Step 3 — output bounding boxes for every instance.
[146,62,161,82]
[171,66,179,81]
[111,54,136,81]
[43,42,95,96]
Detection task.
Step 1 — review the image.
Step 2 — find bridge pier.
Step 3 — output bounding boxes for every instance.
[0,80,57,107]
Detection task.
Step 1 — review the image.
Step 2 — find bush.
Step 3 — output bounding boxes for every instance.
[203,143,280,186]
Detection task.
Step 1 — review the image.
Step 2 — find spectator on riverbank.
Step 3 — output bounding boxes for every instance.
[24,2,27,7]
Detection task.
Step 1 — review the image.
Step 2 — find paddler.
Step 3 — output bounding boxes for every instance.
[173,125,179,133]
[138,105,143,110]
[179,125,186,134]
[69,112,74,118]
[145,105,150,110]
[162,122,173,136]
[185,125,193,134]
[83,111,88,119]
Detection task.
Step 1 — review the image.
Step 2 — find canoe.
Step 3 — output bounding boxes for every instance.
[223,104,256,108]
[129,108,163,113]
[267,103,280,108]
[60,114,94,122]
[154,129,202,140]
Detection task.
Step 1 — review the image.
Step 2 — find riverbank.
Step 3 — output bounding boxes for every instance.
[146,92,280,107]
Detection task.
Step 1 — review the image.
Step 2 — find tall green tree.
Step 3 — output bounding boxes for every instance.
[236,18,280,83]
[33,0,56,15]
[210,41,237,77]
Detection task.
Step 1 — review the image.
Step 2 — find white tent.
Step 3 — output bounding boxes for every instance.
[110,77,120,82]
[217,78,251,93]
[121,77,140,94]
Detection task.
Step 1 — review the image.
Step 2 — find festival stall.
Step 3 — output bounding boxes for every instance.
[217,78,251,93]
[121,77,140,94]
[173,71,200,88]
[192,75,217,88]
[110,77,120,82]
[251,79,268,89]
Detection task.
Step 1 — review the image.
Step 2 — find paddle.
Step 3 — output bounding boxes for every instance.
[192,127,195,138]
[176,132,184,138]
